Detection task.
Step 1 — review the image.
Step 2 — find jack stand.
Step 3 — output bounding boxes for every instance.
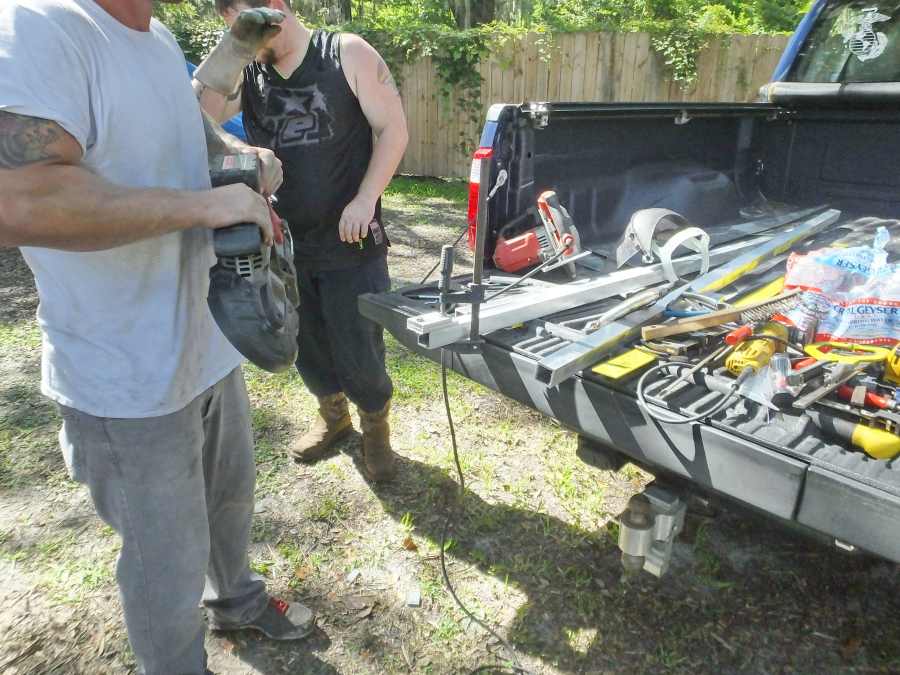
[437,243,485,354]
[617,484,686,578]
[438,154,493,354]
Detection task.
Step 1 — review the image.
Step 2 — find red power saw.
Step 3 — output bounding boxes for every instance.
[493,191,589,279]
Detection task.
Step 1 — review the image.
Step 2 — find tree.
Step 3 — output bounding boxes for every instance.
[449,0,496,28]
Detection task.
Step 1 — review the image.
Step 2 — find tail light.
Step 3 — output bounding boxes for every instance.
[467,147,493,249]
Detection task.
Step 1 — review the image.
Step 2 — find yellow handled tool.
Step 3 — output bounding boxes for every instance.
[806,410,900,460]
[804,342,890,365]
[725,321,789,376]
[884,344,900,385]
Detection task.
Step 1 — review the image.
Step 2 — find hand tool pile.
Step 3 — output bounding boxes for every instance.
[416,183,900,462]
[630,225,900,461]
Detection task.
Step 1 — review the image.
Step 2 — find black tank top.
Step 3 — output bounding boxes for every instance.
[241,30,388,270]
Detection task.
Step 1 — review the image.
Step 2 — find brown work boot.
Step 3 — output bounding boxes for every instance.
[291,393,353,463]
[358,400,397,482]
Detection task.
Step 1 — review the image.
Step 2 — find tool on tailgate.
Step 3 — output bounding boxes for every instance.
[536,209,839,389]
[837,384,899,411]
[804,342,890,364]
[544,286,670,342]
[792,362,868,410]
[207,154,300,373]
[885,344,900,384]
[724,320,790,376]
[805,410,900,459]
[641,289,801,341]
[493,191,590,279]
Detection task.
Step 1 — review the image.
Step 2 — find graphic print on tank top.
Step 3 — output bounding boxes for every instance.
[242,29,389,270]
[255,77,335,148]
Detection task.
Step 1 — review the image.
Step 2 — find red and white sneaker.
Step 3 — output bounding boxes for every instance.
[211,596,315,641]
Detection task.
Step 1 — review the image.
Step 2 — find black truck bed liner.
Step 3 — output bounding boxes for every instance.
[360,212,900,563]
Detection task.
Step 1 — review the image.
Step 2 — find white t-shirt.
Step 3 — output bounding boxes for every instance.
[0,0,244,418]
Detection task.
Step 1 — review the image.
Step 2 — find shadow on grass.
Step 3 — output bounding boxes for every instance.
[0,380,66,491]
[353,452,900,673]
[383,209,469,254]
[215,627,338,675]
[351,452,622,670]
[0,248,38,325]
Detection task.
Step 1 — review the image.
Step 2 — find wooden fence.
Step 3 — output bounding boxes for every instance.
[396,32,791,179]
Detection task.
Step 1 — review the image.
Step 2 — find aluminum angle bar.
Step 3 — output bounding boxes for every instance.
[536,208,842,387]
[407,236,771,350]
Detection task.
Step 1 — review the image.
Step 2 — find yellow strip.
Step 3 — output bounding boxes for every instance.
[732,277,785,308]
[591,348,657,380]
[699,260,761,293]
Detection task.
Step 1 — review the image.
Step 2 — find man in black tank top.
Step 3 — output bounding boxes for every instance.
[197,0,408,481]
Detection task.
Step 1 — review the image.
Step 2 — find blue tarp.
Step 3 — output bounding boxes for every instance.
[186,62,247,141]
[771,0,830,82]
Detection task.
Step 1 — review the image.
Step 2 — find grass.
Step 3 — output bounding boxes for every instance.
[0,525,118,604]
[0,321,41,351]
[4,182,900,675]
[384,175,468,206]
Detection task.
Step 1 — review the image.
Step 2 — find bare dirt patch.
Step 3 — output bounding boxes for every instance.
[1,186,899,675]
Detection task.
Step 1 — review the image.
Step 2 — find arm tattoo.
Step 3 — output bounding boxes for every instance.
[0,111,63,169]
[377,59,401,98]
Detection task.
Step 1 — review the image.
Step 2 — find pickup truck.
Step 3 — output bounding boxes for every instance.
[359,0,900,571]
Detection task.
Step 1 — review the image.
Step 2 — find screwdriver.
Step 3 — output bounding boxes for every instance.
[836,384,899,411]
[806,409,900,460]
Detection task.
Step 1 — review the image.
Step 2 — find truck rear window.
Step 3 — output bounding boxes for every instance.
[790,1,900,82]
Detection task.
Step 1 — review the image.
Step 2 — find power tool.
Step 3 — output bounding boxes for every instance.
[207,154,300,373]
[492,191,588,279]
[724,320,789,376]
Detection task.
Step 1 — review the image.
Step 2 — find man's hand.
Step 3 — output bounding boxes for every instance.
[194,8,284,96]
[205,183,274,246]
[338,193,378,243]
[202,111,282,197]
[241,146,283,197]
[229,8,285,53]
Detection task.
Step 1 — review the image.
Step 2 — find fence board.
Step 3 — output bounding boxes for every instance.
[396,32,788,178]
[598,32,614,102]
[581,33,599,102]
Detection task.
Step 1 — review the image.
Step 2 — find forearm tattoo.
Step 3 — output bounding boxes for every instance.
[0,111,63,169]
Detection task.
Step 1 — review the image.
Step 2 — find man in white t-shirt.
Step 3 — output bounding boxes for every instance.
[0,1,314,673]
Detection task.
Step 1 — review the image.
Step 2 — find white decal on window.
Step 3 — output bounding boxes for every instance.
[841,7,891,62]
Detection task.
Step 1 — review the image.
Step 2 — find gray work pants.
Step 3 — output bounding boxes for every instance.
[58,368,267,675]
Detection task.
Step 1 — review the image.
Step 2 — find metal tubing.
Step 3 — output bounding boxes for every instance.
[409,236,770,349]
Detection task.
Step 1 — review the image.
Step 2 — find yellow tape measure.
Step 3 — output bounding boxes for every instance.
[803,342,891,364]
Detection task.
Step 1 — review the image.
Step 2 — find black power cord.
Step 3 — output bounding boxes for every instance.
[440,349,530,675]
[421,227,469,285]
[636,363,749,425]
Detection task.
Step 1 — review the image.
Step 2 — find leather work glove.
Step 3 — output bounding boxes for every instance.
[194,8,285,96]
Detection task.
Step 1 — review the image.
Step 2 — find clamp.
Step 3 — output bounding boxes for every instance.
[803,342,891,365]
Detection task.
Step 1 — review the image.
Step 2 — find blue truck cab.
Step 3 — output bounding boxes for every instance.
[360,0,900,569]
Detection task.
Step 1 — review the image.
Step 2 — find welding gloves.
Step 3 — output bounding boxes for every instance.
[194,8,285,96]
